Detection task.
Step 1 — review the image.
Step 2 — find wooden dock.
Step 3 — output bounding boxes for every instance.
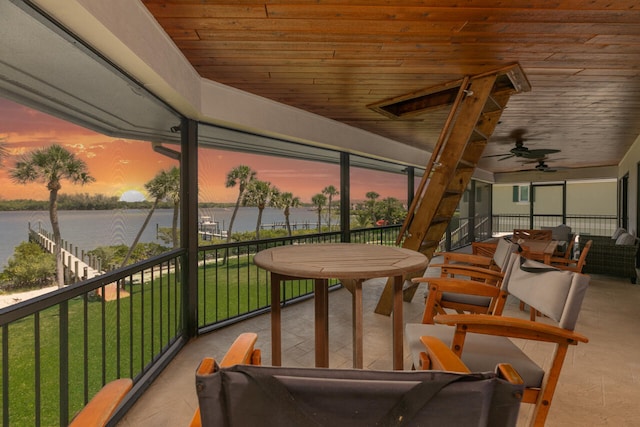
[28,225,127,300]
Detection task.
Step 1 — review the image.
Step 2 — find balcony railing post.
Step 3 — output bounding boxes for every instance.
[59,300,69,426]
[340,152,350,243]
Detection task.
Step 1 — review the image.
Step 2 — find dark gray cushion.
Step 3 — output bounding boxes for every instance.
[196,363,523,427]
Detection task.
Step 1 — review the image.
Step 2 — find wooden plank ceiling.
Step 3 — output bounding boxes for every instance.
[142,1,640,175]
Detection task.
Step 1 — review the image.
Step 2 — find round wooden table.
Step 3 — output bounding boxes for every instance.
[253,243,429,370]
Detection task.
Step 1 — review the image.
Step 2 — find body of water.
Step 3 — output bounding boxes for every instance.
[0,207,321,267]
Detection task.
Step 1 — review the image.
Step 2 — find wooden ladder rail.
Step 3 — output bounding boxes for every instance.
[375,65,529,316]
[396,76,471,246]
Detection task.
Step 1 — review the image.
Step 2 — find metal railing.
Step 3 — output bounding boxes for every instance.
[4,215,618,425]
[0,250,185,426]
[196,226,402,333]
[492,214,618,236]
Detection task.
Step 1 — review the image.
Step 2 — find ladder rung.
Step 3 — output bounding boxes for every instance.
[420,240,440,251]
[431,216,449,224]
[472,128,489,141]
[455,164,475,172]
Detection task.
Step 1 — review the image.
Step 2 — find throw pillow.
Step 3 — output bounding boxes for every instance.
[611,227,626,240]
[615,232,636,246]
[552,225,571,242]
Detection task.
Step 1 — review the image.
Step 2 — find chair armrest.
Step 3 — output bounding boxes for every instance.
[219,332,260,367]
[415,278,504,297]
[69,378,133,427]
[439,252,494,267]
[426,264,504,281]
[433,314,589,345]
[419,335,470,372]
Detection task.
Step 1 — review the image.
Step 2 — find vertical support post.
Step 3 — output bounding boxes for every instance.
[406,166,415,207]
[562,181,567,224]
[181,118,199,338]
[340,152,350,243]
[489,183,494,237]
[469,180,476,243]
[529,182,534,229]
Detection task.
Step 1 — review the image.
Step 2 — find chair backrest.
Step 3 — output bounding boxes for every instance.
[513,229,552,241]
[492,237,520,271]
[542,224,572,241]
[196,364,523,427]
[503,254,589,330]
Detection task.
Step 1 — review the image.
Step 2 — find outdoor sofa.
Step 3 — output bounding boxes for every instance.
[578,228,639,283]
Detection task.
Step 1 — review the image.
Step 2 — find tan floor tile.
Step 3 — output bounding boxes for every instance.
[118,272,640,427]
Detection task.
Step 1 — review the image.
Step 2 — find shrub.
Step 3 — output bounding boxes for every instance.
[0,241,56,291]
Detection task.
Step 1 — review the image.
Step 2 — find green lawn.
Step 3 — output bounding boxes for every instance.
[0,254,317,426]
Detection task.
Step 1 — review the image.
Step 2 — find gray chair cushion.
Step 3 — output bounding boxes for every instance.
[196,363,523,427]
[405,323,544,389]
[441,292,492,307]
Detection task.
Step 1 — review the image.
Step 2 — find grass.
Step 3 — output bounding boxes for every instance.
[1,274,181,426]
[0,254,316,426]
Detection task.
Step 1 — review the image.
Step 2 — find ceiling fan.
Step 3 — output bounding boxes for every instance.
[520,159,562,173]
[485,128,561,161]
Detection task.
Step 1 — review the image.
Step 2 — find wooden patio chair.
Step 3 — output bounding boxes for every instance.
[69,378,133,427]
[192,333,524,427]
[512,229,553,241]
[412,263,510,323]
[414,239,519,321]
[434,237,519,274]
[549,239,592,273]
[405,253,590,427]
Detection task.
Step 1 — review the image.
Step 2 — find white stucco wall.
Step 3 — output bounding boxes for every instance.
[618,134,640,235]
[493,180,617,216]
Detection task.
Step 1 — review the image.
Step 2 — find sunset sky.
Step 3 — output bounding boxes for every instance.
[0,98,408,204]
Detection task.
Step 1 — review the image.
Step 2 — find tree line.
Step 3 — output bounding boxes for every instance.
[0,194,166,211]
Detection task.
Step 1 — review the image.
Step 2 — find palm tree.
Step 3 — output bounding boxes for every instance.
[322,185,339,230]
[10,144,95,287]
[0,138,8,167]
[311,193,327,232]
[225,165,256,242]
[365,191,380,225]
[242,180,278,240]
[121,167,179,267]
[165,167,181,249]
[273,191,300,236]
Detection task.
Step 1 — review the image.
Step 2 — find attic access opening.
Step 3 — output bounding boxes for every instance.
[367,66,530,119]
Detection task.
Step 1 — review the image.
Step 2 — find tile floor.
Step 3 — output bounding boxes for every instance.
[117,269,640,426]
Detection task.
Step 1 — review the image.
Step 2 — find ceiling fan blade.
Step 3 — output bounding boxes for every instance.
[519,149,561,159]
[528,148,560,157]
[498,154,515,161]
